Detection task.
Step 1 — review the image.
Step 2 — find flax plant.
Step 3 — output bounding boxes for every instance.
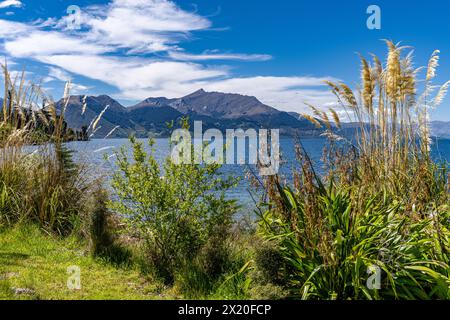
[256,42,450,300]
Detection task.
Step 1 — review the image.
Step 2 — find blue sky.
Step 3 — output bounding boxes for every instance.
[0,0,449,120]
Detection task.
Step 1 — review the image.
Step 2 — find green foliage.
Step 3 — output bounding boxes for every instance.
[109,136,239,285]
[256,42,450,300]
[209,261,253,300]
[0,224,173,300]
[258,179,450,300]
[254,241,289,286]
[0,147,97,236]
[79,185,132,266]
[1,47,449,301]
[0,181,21,225]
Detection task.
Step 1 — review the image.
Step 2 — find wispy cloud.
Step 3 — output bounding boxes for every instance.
[37,54,228,94]
[69,83,92,95]
[53,0,212,53]
[0,0,337,113]
[42,67,91,95]
[4,29,110,57]
[0,0,22,9]
[0,18,29,36]
[168,51,272,62]
[42,67,72,83]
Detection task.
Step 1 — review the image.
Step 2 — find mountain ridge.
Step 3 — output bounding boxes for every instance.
[50,90,450,139]
[56,90,319,138]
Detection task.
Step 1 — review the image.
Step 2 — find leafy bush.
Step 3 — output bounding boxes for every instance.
[109,135,239,284]
[259,180,449,299]
[254,241,289,286]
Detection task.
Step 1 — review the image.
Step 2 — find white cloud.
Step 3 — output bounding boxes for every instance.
[48,67,72,82]
[2,0,211,56]
[42,67,72,83]
[37,54,228,93]
[0,1,22,9]
[168,51,272,62]
[0,18,29,36]
[70,83,91,95]
[53,0,212,54]
[4,30,110,57]
[42,67,90,95]
[0,0,339,114]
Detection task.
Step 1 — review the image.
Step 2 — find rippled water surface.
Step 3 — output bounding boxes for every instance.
[63,138,450,212]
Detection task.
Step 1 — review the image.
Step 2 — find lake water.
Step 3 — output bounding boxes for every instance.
[64,137,450,213]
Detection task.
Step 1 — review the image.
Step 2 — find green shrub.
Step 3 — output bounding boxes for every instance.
[78,185,132,266]
[254,241,289,286]
[259,178,449,299]
[109,135,239,284]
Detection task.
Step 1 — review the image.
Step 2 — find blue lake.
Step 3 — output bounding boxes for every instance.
[64,137,450,213]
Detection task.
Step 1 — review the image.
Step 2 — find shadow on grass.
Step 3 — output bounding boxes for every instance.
[0,252,30,267]
[96,244,134,269]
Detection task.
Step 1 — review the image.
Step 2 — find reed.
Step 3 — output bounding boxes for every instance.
[303,41,449,211]
[256,42,450,300]
[0,64,100,236]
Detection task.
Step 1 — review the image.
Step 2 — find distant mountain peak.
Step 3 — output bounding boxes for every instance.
[183,88,207,98]
[167,89,277,119]
[96,94,111,99]
[56,89,326,138]
[131,96,176,110]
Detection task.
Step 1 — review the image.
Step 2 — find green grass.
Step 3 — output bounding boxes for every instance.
[0,224,178,300]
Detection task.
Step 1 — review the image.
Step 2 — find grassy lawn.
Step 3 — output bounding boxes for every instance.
[0,224,176,300]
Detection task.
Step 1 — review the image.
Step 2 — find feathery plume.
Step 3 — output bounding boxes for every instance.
[360,55,375,111]
[329,108,341,129]
[385,40,401,100]
[104,125,120,139]
[81,95,87,115]
[339,83,357,108]
[92,104,109,131]
[321,111,331,130]
[426,50,440,81]
[433,80,450,107]
[302,114,322,128]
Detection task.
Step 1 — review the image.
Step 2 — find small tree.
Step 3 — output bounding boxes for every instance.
[109,134,238,283]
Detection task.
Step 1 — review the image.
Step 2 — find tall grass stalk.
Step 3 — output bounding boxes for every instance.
[0,64,100,236]
[256,42,450,300]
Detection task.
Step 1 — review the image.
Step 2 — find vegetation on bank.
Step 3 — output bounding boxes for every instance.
[0,42,449,300]
[0,69,88,144]
[0,224,178,300]
[257,41,450,299]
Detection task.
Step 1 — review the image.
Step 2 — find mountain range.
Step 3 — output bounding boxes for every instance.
[56,89,321,138]
[430,121,450,139]
[8,90,447,139]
